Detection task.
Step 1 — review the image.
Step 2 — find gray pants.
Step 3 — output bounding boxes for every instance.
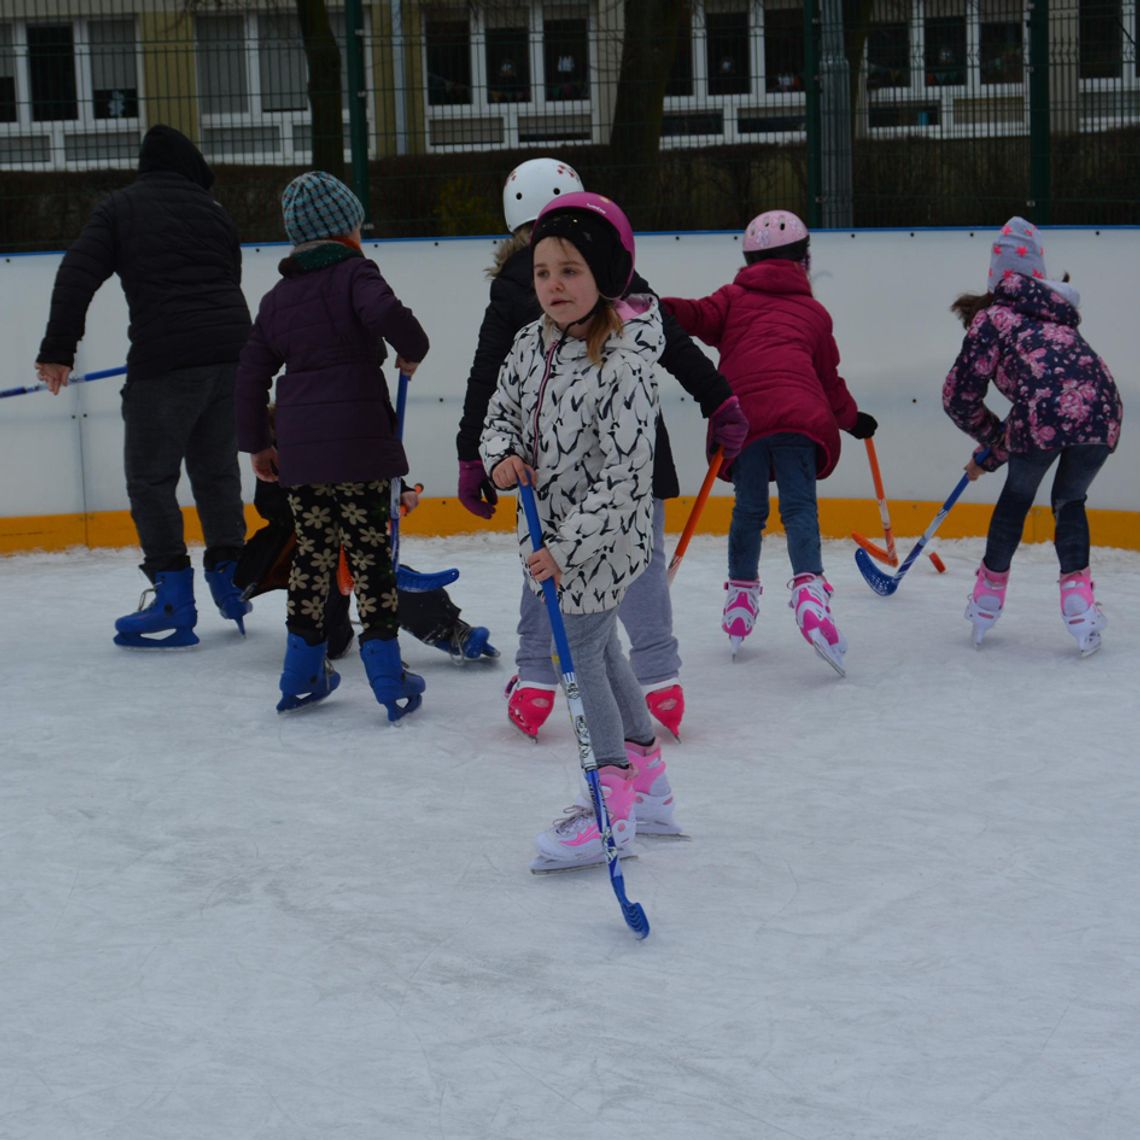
[516,498,681,687]
[121,363,246,576]
[560,608,655,767]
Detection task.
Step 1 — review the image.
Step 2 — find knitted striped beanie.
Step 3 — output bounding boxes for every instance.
[282,171,365,244]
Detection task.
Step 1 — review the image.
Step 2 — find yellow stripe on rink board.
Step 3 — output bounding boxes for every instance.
[1,500,1137,555]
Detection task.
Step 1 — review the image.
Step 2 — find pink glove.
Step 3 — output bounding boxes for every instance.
[708,395,749,464]
[458,459,498,519]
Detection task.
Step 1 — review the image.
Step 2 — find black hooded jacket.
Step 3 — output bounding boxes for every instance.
[456,244,734,500]
[38,125,251,381]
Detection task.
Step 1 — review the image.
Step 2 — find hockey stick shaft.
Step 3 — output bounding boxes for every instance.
[2,365,126,400]
[519,479,650,939]
[666,446,725,586]
[389,371,411,573]
[864,437,898,564]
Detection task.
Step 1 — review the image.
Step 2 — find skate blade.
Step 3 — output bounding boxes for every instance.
[636,826,691,841]
[384,693,423,723]
[113,629,200,649]
[508,718,540,742]
[729,635,743,659]
[808,633,846,677]
[530,851,638,874]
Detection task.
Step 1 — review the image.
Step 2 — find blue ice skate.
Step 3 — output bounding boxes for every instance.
[277,633,340,712]
[361,637,425,722]
[205,559,252,634]
[113,567,200,649]
[432,622,500,663]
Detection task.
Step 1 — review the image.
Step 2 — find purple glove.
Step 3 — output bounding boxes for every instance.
[708,395,749,463]
[458,459,498,519]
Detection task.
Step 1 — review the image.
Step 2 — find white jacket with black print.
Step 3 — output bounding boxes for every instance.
[481,296,663,615]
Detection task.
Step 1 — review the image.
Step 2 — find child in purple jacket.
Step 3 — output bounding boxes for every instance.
[235,171,430,718]
[943,216,1122,656]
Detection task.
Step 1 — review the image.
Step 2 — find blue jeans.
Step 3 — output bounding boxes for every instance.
[728,433,822,581]
[984,445,1112,575]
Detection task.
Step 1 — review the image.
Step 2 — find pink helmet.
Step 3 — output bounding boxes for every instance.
[532,191,636,299]
[743,210,809,254]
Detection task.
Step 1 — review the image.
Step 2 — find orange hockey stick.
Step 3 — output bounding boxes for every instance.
[667,447,725,587]
[851,438,945,573]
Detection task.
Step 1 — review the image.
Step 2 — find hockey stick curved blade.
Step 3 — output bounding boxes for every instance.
[855,547,901,596]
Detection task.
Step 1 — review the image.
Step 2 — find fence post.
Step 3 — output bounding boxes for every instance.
[345,0,371,229]
[1027,0,1051,224]
[803,0,822,228]
[818,0,853,228]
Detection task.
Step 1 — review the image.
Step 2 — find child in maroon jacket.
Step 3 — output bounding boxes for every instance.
[663,210,876,676]
[236,171,429,720]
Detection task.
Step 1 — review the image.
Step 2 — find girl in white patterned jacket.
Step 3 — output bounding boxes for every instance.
[480,192,682,872]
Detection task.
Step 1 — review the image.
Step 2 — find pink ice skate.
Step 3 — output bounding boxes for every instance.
[790,573,847,676]
[644,680,684,741]
[531,764,637,873]
[965,563,1009,647]
[722,579,761,658]
[625,739,684,837]
[504,674,558,742]
[1059,568,1106,656]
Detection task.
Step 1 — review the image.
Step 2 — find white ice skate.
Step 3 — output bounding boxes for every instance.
[722,579,761,659]
[1059,569,1106,657]
[530,767,637,873]
[790,573,847,676]
[965,564,1010,648]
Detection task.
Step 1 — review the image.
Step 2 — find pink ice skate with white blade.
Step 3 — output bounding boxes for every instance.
[531,764,637,873]
[722,579,761,658]
[644,680,684,741]
[965,563,1010,647]
[790,573,847,676]
[625,739,684,837]
[504,674,557,741]
[1059,568,1106,656]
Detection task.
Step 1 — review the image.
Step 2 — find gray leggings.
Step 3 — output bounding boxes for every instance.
[559,608,655,768]
[516,498,681,687]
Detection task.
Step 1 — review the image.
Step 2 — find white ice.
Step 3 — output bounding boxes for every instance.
[2,533,1139,1140]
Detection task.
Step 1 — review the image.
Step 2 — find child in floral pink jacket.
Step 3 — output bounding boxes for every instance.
[943,216,1122,656]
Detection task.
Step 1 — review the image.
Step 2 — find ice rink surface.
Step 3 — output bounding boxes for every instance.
[2,532,1138,1140]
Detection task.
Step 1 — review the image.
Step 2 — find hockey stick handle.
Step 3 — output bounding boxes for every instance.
[389,371,411,573]
[863,437,898,563]
[519,477,650,939]
[667,446,725,586]
[1,364,126,400]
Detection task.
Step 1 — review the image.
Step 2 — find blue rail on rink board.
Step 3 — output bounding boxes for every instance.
[856,447,992,597]
[519,478,650,940]
[1,365,127,400]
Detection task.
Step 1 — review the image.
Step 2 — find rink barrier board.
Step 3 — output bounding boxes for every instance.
[1,499,1137,555]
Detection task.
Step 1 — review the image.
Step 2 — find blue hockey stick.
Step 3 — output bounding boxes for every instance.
[856,447,991,596]
[389,371,411,573]
[2,365,126,400]
[519,478,650,940]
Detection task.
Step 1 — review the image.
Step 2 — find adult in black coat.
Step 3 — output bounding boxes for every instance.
[35,125,252,647]
[454,157,749,741]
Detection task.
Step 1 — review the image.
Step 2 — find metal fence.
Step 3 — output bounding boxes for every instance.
[2,0,1138,251]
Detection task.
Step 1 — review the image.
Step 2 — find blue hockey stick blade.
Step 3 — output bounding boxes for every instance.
[396,565,460,592]
[855,547,901,596]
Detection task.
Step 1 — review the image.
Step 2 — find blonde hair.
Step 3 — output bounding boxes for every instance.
[488,226,531,277]
[544,301,623,366]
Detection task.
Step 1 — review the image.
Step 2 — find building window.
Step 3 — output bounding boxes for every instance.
[924,13,967,86]
[91,20,138,119]
[979,1,1023,84]
[259,14,308,113]
[426,17,471,105]
[764,7,804,93]
[1079,0,1122,79]
[28,24,78,121]
[196,16,248,114]
[544,13,588,101]
[486,8,531,103]
[0,24,16,123]
[867,20,910,90]
[707,7,750,96]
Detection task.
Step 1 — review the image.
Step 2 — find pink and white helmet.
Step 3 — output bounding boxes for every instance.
[532,191,636,299]
[743,210,809,253]
[502,157,584,233]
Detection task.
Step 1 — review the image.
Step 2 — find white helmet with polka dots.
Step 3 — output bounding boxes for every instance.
[502,157,585,234]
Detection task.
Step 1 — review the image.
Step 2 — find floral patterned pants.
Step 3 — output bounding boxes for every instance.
[285,481,399,644]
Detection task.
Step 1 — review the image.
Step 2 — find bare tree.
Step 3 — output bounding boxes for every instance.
[606,0,685,221]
